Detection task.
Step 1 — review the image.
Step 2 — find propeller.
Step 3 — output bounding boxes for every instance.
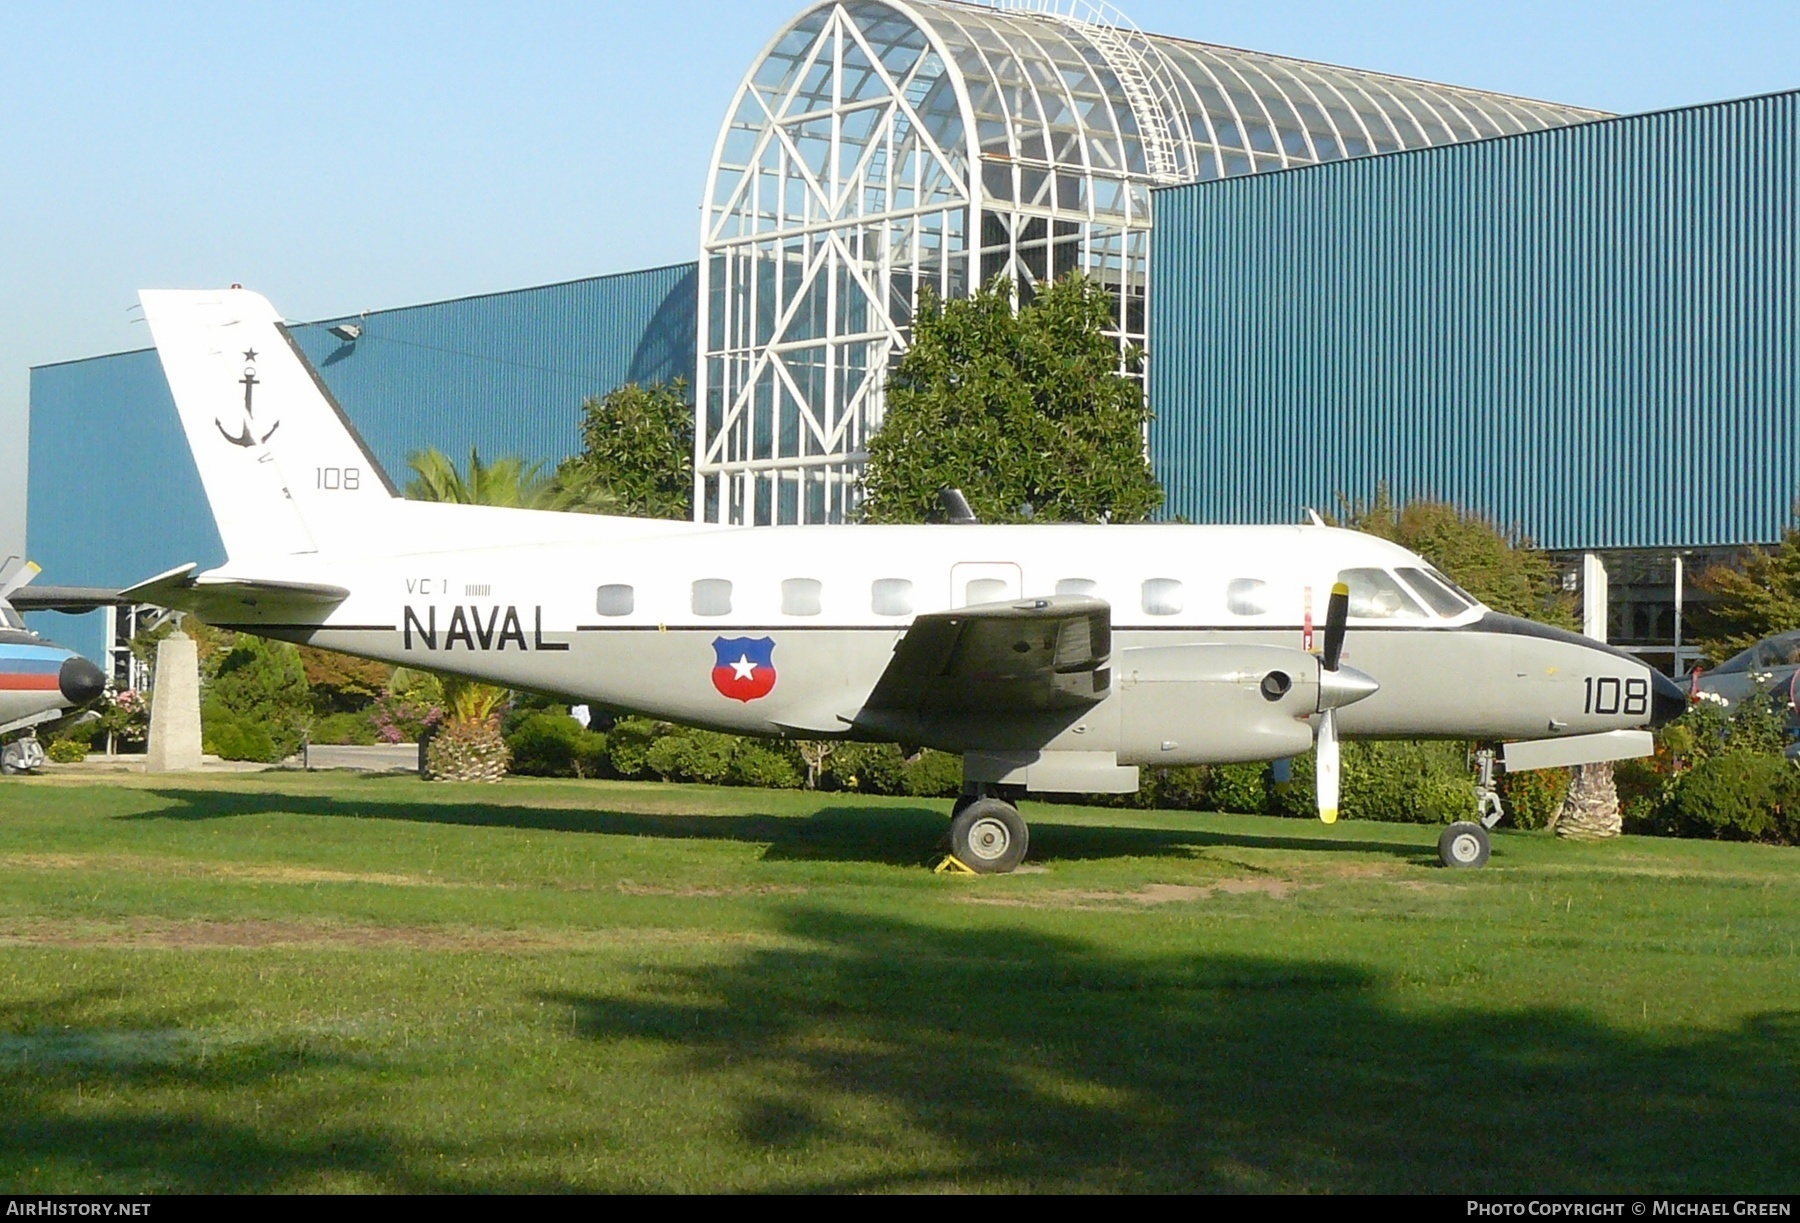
[0,560,41,604]
[1314,582,1379,824]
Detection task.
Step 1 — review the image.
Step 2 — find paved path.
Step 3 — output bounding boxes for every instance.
[301,743,421,773]
[38,745,422,775]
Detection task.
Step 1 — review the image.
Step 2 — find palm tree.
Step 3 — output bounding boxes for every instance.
[404,447,554,508]
[403,447,541,781]
[406,446,620,516]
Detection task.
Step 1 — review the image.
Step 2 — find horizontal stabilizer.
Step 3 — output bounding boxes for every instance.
[122,564,349,624]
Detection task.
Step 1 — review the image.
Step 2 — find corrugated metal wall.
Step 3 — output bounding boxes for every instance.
[25,349,219,661]
[289,263,697,477]
[26,263,697,661]
[1149,89,1800,552]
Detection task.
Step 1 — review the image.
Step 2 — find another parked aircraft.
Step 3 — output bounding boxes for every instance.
[0,562,112,772]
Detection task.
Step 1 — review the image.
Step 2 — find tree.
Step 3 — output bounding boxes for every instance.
[404,447,555,509]
[299,646,391,714]
[403,451,528,780]
[550,380,694,520]
[1689,518,1800,665]
[203,633,311,762]
[861,274,1163,524]
[424,676,512,783]
[1332,485,1575,627]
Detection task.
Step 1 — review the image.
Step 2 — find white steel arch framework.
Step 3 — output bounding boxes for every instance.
[696,0,1607,525]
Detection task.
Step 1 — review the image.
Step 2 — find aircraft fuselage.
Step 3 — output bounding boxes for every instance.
[208,520,1680,764]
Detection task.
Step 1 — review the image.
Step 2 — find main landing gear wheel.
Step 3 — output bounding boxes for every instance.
[1438,821,1491,869]
[949,798,1029,874]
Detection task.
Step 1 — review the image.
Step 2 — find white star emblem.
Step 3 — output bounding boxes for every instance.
[730,654,758,681]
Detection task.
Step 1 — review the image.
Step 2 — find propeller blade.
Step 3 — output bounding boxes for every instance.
[1321,581,1349,672]
[1316,708,1341,824]
[0,561,42,602]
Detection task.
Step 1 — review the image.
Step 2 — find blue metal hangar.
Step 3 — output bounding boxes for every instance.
[1149,85,1800,667]
[21,0,1791,677]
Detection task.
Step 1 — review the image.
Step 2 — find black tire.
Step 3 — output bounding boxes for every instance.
[1438,821,1491,869]
[951,794,978,820]
[949,798,1029,874]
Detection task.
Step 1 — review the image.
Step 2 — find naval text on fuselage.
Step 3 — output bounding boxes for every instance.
[401,605,569,652]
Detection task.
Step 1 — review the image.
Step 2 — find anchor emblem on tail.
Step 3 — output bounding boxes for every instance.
[215,348,280,448]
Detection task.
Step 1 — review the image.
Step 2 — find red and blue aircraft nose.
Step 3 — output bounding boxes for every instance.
[59,656,107,706]
[0,644,105,707]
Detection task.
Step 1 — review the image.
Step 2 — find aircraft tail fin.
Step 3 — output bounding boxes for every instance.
[139,288,398,562]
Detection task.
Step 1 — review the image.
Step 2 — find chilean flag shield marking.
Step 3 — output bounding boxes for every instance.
[712,637,777,702]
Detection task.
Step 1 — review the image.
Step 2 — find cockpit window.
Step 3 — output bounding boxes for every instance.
[1397,567,1470,616]
[1716,631,1800,674]
[1425,566,1477,605]
[1337,568,1428,620]
[1757,633,1800,668]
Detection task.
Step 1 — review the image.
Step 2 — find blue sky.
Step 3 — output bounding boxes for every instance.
[6,0,1800,562]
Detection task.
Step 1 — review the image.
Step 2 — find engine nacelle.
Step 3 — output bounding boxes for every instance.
[1117,643,1338,765]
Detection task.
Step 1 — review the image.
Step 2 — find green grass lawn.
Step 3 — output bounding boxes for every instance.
[0,771,1795,1193]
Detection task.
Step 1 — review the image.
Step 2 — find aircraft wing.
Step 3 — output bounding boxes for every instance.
[7,586,131,613]
[121,564,349,623]
[863,595,1111,714]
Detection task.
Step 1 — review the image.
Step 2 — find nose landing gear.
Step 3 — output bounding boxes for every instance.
[1438,821,1491,868]
[1,734,46,775]
[1439,748,1505,868]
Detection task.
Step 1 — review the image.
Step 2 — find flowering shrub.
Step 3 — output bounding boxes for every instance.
[97,689,150,750]
[371,671,444,744]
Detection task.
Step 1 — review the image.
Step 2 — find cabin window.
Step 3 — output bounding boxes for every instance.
[1226,578,1271,615]
[1056,578,1098,597]
[965,578,1009,605]
[782,578,822,617]
[871,578,913,616]
[595,584,634,616]
[1397,567,1469,617]
[691,578,733,617]
[1338,568,1427,620]
[1141,578,1183,616]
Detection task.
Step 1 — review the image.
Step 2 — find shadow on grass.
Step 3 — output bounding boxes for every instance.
[132,786,1436,868]
[4,918,1794,1190]
[0,987,415,1192]
[547,903,1800,1193]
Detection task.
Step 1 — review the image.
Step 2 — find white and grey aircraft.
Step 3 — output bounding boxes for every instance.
[0,561,112,772]
[124,288,1685,869]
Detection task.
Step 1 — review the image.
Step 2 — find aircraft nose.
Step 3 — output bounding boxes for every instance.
[58,656,106,706]
[1650,669,1687,728]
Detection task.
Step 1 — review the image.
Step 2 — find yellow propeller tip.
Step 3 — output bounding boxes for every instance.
[1319,809,1339,824]
[1331,582,1349,597]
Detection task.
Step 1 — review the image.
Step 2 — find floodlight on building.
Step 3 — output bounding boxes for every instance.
[328,323,362,343]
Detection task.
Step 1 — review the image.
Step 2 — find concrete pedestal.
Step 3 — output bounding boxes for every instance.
[146,632,203,772]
